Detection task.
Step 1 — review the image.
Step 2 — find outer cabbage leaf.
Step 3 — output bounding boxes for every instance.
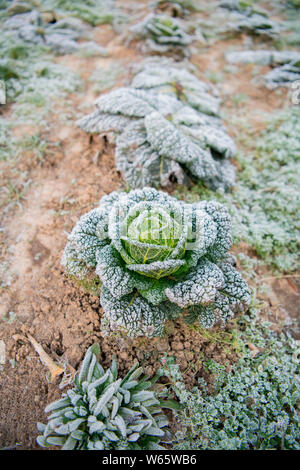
[165,258,225,307]
[78,111,132,134]
[145,111,218,180]
[205,158,236,192]
[138,278,174,305]
[132,64,220,116]
[185,262,251,328]
[185,293,232,328]
[183,124,237,159]
[100,287,169,337]
[218,262,252,313]
[94,87,157,118]
[114,128,189,187]
[196,201,233,261]
[66,208,109,267]
[61,241,91,280]
[95,245,138,299]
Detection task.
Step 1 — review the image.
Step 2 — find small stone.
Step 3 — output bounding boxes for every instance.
[0,341,6,365]
[156,339,169,352]
[172,341,184,351]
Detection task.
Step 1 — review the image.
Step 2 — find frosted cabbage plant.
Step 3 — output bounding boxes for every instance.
[129,13,193,54]
[220,0,280,38]
[62,188,251,337]
[1,8,107,56]
[226,50,300,66]
[37,344,169,450]
[226,50,300,88]
[78,66,237,191]
[264,60,300,89]
[45,0,124,27]
[0,32,81,105]
[153,0,198,17]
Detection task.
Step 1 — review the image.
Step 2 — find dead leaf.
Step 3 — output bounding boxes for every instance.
[286,279,299,294]
[27,333,65,382]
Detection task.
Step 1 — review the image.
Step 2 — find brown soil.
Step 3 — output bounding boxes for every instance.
[0,7,299,450]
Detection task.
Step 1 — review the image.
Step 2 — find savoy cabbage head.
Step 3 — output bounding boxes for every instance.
[62,188,251,338]
[78,64,237,191]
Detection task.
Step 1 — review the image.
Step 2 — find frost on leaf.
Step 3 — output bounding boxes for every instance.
[2,9,108,56]
[100,288,169,337]
[165,258,225,308]
[186,293,232,328]
[144,111,218,181]
[265,60,300,89]
[78,65,237,192]
[95,245,138,299]
[129,13,194,55]
[184,261,251,329]
[218,262,251,313]
[225,50,300,89]
[196,200,233,261]
[220,1,280,39]
[154,0,199,18]
[62,188,250,338]
[132,63,220,116]
[65,208,109,267]
[37,345,168,449]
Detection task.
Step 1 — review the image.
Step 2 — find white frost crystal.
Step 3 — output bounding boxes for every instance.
[78,62,237,191]
[62,188,251,337]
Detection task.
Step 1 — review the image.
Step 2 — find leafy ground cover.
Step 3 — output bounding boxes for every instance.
[176,105,300,272]
[160,295,300,450]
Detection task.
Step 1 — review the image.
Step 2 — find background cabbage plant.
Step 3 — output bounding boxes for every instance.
[78,60,237,192]
[129,13,194,54]
[62,188,251,337]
